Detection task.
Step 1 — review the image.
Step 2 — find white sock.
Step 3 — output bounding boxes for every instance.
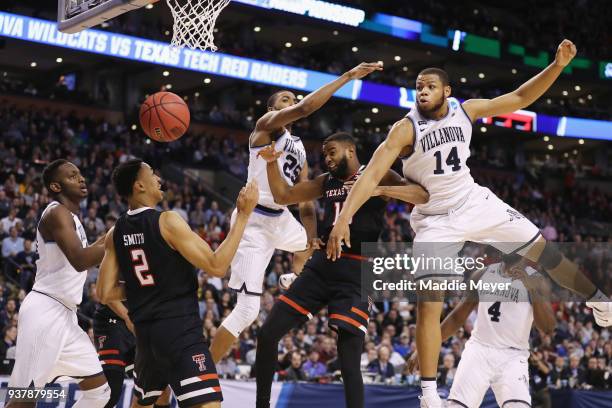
[421,379,438,398]
[589,289,609,302]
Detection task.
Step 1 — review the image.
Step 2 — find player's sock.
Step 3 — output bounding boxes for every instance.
[420,377,438,398]
[74,383,112,408]
[103,369,125,408]
[255,303,304,408]
[337,330,364,408]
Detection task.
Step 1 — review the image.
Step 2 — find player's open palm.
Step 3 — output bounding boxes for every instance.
[257,142,282,163]
[554,39,577,67]
[237,181,259,215]
[346,62,384,80]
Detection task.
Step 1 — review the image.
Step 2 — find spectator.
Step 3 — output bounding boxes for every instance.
[0,324,17,359]
[282,351,307,381]
[367,345,395,381]
[583,357,607,389]
[205,201,224,225]
[439,353,457,387]
[83,207,105,236]
[0,209,21,234]
[302,350,327,380]
[2,227,24,259]
[14,239,37,290]
[530,351,551,408]
[551,356,571,389]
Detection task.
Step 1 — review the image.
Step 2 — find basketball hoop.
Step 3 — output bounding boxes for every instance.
[166,0,230,51]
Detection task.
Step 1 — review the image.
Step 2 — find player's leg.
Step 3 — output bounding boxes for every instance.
[447,341,495,408]
[491,349,531,408]
[152,387,173,408]
[211,291,262,362]
[212,211,276,361]
[74,374,111,408]
[416,296,445,405]
[468,186,608,319]
[275,208,308,280]
[93,316,135,408]
[327,290,369,408]
[256,262,327,408]
[131,324,169,408]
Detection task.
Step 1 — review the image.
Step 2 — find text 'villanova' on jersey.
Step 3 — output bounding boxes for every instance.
[113,207,199,324]
[402,97,475,214]
[321,166,386,254]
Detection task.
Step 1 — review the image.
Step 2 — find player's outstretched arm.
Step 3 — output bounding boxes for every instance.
[511,267,556,335]
[43,205,104,271]
[98,227,127,304]
[258,143,326,205]
[462,39,577,121]
[255,62,383,133]
[297,162,318,239]
[373,170,429,204]
[160,181,259,277]
[326,118,414,260]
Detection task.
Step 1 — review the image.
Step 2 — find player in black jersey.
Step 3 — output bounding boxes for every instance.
[254,132,428,408]
[93,302,172,408]
[97,159,258,408]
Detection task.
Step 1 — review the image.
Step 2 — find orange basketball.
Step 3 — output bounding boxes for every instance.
[139,92,190,142]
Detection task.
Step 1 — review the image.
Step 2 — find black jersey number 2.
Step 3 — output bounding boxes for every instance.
[433,146,461,174]
[283,155,302,184]
[130,248,155,286]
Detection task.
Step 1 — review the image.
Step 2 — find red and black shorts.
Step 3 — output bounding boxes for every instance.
[132,314,222,407]
[278,250,370,337]
[93,315,135,375]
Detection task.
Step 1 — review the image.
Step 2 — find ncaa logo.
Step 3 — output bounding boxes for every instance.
[192,354,207,372]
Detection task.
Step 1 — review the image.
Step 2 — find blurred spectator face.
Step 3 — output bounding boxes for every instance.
[569,356,580,369]
[291,352,302,369]
[88,208,96,219]
[211,201,219,211]
[385,325,396,338]
[588,357,597,370]
[399,334,410,345]
[322,337,332,352]
[367,349,377,363]
[6,299,16,313]
[378,346,390,363]
[5,325,17,342]
[9,227,18,238]
[597,358,606,370]
[364,341,375,352]
[443,353,455,369]
[306,323,317,335]
[555,357,565,369]
[309,351,320,363]
[24,240,32,252]
[283,335,294,350]
[18,289,26,301]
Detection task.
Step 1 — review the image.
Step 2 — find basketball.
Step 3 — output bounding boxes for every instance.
[139,92,190,142]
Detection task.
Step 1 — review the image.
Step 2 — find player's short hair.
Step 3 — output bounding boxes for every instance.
[323,132,356,147]
[267,90,287,108]
[501,252,523,267]
[417,67,450,86]
[112,158,144,198]
[42,159,70,194]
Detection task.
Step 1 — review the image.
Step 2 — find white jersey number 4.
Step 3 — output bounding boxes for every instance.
[130,248,155,286]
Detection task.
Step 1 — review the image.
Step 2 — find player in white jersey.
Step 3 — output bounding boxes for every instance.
[7,159,111,408]
[407,253,556,407]
[327,40,612,407]
[208,62,384,363]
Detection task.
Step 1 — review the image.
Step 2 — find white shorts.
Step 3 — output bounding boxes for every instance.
[410,184,541,280]
[228,206,307,295]
[449,340,531,407]
[9,291,103,387]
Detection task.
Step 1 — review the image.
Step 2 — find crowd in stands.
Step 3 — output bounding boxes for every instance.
[0,102,611,400]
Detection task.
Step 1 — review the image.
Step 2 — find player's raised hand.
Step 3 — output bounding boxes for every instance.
[257,142,282,163]
[236,180,259,215]
[345,61,384,80]
[554,39,577,67]
[406,350,419,374]
[327,219,351,261]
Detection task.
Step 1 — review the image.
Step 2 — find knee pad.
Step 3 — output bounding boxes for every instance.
[73,383,112,408]
[502,401,531,408]
[539,241,563,270]
[221,293,261,337]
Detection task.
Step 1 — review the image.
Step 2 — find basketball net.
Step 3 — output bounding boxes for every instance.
[166,0,230,51]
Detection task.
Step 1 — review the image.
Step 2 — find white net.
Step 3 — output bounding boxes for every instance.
[166,0,231,51]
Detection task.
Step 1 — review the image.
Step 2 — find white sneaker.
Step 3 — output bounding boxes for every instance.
[419,393,443,408]
[586,301,612,327]
[278,273,298,290]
